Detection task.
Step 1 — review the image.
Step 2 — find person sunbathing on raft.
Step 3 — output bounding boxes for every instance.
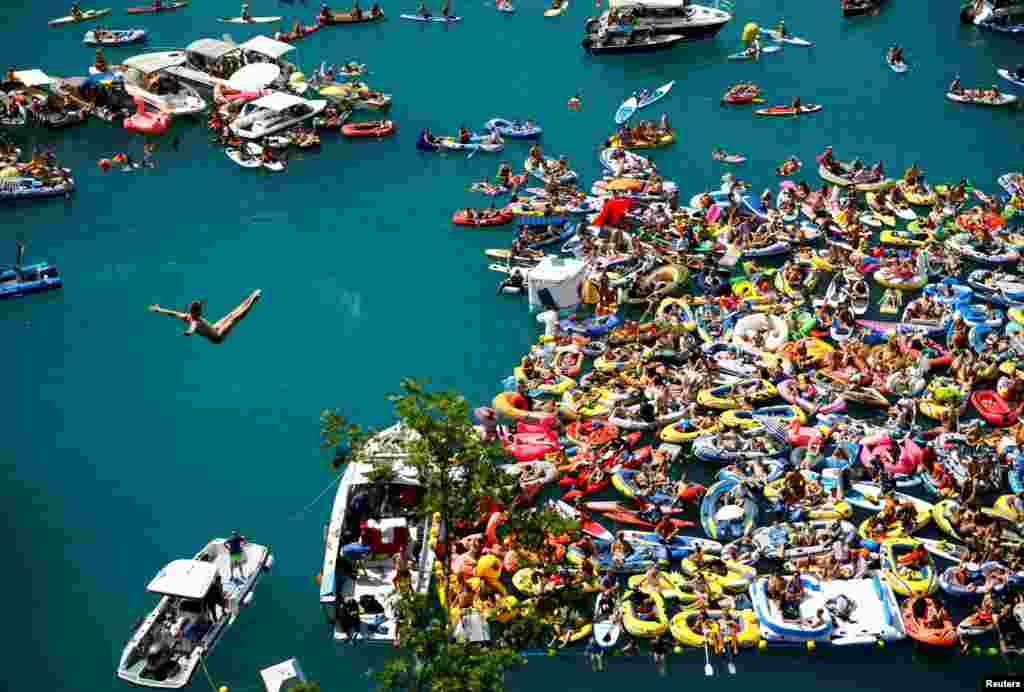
[149,290,261,344]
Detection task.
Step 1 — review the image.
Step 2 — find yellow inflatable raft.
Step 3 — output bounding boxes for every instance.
[669,608,761,648]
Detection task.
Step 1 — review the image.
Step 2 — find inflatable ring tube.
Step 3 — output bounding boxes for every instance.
[492,391,557,427]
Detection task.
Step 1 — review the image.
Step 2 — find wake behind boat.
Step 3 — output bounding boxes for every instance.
[117,537,272,689]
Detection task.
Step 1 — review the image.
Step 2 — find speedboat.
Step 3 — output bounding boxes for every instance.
[319,423,437,643]
[230,92,327,139]
[117,538,272,688]
[0,243,62,300]
[962,0,1024,36]
[116,52,208,115]
[585,0,732,39]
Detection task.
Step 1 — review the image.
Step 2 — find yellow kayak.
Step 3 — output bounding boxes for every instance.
[626,571,724,603]
[697,379,777,409]
[660,418,721,443]
[880,229,927,248]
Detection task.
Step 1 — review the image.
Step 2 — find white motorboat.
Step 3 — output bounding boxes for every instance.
[117,538,272,689]
[163,38,243,90]
[118,52,208,115]
[230,92,327,139]
[584,0,732,39]
[319,423,438,644]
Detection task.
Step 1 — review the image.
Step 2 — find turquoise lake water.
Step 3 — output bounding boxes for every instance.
[4,0,1024,690]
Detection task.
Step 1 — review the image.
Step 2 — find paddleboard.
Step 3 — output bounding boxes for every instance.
[614,96,637,125]
[226,148,262,168]
[764,29,813,46]
[727,45,781,60]
[126,1,189,14]
[49,8,111,25]
[399,13,463,21]
[712,153,746,164]
[887,58,908,74]
[543,1,568,16]
[998,68,1024,88]
[636,80,675,110]
[218,15,283,23]
[487,249,512,259]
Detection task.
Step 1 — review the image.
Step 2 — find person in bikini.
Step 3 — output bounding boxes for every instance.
[149,290,262,344]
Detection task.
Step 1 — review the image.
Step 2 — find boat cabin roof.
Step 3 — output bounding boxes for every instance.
[260,659,306,692]
[608,0,688,8]
[248,91,308,111]
[12,70,54,87]
[122,51,188,74]
[240,35,295,60]
[186,38,238,60]
[147,559,218,599]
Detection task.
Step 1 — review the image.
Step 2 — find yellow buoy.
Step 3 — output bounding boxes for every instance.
[876,639,885,648]
[219,687,230,692]
[674,646,682,654]
[547,648,556,657]
[806,640,816,651]
[758,639,767,651]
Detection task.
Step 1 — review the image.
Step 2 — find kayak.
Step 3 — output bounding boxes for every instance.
[399,13,463,21]
[754,104,822,116]
[125,1,189,13]
[543,1,568,16]
[998,69,1024,88]
[218,15,283,23]
[946,91,1017,106]
[614,96,638,125]
[83,29,147,45]
[763,29,813,46]
[636,80,675,110]
[49,8,111,25]
[727,45,781,60]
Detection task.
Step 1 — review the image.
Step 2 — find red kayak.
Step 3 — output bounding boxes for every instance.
[341,120,396,138]
[755,104,823,116]
[592,510,695,530]
[971,390,1021,427]
[452,209,514,226]
[126,1,189,13]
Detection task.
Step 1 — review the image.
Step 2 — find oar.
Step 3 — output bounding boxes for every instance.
[703,637,714,676]
[467,145,478,160]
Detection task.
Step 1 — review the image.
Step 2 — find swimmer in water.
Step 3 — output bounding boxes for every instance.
[568,92,582,111]
[148,289,261,344]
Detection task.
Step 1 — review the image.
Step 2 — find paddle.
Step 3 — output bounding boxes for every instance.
[703,638,714,676]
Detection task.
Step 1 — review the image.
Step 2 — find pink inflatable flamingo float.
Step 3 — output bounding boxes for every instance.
[123,97,169,135]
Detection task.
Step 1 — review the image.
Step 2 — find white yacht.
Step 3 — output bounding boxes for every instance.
[585,0,732,40]
[230,92,327,139]
[162,39,243,91]
[117,538,272,689]
[119,52,208,115]
[318,423,439,644]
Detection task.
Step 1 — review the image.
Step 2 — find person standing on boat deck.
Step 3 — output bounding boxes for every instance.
[225,530,248,581]
[240,2,252,21]
[148,289,262,344]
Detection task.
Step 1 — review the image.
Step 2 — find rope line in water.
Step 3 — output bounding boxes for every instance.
[288,471,343,521]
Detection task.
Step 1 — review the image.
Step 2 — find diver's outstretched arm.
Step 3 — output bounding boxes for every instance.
[149,304,189,321]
